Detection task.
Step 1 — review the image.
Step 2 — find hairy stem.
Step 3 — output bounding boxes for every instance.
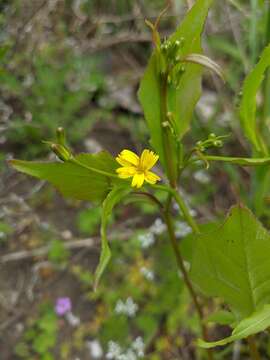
[247,336,261,360]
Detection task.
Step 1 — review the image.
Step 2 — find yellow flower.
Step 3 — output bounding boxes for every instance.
[116,149,161,188]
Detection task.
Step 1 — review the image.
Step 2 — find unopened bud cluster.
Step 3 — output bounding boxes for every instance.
[159,38,185,88]
[196,133,225,152]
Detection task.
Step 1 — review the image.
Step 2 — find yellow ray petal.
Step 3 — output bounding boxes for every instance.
[116,155,132,167]
[116,149,139,167]
[145,171,161,184]
[131,173,145,188]
[140,149,159,170]
[116,166,136,178]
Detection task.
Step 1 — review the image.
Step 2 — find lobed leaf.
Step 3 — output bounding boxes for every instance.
[191,205,270,319]
[10,151,121,203]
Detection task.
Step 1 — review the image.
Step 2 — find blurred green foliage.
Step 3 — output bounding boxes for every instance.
[4,0,270,359]
[15,304,57,360]
[2,49,105,157]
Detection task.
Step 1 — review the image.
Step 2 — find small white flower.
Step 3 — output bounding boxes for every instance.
[106,341,122,359]
[106,337,145,360]
[138,232,155,248]
[65,311,80,327]
[193,170,210,184]
[175,221,192,238]
[115,297,138,317]
[140,267,154,281]
[132,337,145,357]
[149,218,166,235]
[189,208,197,217]
[86,340,103,358]
[125,297,138,317]
[118,350,137,360]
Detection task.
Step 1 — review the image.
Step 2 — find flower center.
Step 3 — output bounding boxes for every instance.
[136,167,145,174]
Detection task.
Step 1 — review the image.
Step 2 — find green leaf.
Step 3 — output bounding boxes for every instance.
[206,310,236,326]
[183,53,225,82]
[94,186,131,289]
[10,151,120,202]
[190,205,270,319]
[38,308,57,334]
[198,304,270,348]
[32,333,56,354]
[138,0,212,164]
[168,0,213,136]
[138,53,166,165]
[239,44,270,155]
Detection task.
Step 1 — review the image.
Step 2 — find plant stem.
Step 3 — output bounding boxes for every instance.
[160,73,178,188]
[162,208,213,360]
[247,336,261,360]
[152,184,213,357]
[152,184,200,234]
[172,190,200,234]
[192,155,270,166]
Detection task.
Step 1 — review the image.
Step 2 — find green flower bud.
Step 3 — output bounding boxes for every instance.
[209,133,216,139]
[167,111,173,119]
[214,140,223,147]
[162,121,170,128]
[51,143,72,162]
[56,127,66,145]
